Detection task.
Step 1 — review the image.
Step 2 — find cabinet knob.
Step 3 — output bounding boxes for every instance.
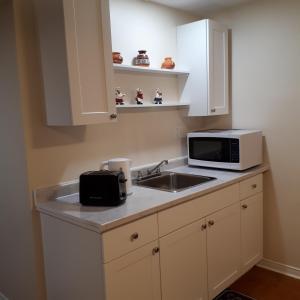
[152,247,160,255]
[251,184,257,189]
[211,108,216,113]
[208,220,215,226]
[130,232,139,241]
[201,224,207,231]
[110,113,117,119]
[242,204,248,209]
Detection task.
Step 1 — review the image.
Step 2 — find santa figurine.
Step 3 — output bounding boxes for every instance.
[115,87,126,105]
[153,88,163,104]
[135,88,144,105]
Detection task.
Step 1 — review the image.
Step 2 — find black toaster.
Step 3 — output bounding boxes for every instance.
[79,170,127,206]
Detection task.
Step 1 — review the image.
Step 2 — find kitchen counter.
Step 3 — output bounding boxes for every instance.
[35,164,268,233]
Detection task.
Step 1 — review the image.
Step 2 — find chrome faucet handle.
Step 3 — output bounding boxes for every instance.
[148,167,161,175]
[147,160,169,176]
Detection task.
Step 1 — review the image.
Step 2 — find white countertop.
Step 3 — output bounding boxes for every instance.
[36,164,268,233]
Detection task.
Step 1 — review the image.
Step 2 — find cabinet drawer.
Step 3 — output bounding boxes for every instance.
[102,214,158,262]
[158,184,239,237]
[239,174,263,200]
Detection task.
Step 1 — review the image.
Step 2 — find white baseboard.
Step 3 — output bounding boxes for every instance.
[258,258,300,280]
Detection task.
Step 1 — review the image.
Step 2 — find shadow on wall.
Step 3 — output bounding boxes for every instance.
[0,1,46,299]
[261,137,285,263]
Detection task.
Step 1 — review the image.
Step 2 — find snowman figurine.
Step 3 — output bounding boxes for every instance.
[135,88,144,105]
[153,88,163,104]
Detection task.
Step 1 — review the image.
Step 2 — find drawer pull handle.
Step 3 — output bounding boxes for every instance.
[208,220,215,226]
[211,108,216,113]
[152,247,160,255]
[201,224,207,231]
[130,232,139,241]
[110,113,118,119]
[242,204,248,209]
[251,184,257,189]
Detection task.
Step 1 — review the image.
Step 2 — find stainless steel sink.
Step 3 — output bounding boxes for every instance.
[134,171,216,193]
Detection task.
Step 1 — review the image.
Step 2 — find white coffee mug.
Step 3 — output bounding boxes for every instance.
[101,158,132,195]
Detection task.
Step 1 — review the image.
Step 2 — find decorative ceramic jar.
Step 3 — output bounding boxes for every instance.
[112,52,123,64]
[134,50,150,67]
[161,57,175,69]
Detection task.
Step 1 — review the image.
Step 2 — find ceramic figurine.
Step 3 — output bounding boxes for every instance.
[112,52,123,64]
[115,87,126,105]
[161,57,175,69]
[134,50,150,67]
[135,88,144,105]
[153,88,163,104]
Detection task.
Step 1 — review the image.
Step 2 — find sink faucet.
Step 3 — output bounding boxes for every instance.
[147,160,169,176]
[135,160,169,182]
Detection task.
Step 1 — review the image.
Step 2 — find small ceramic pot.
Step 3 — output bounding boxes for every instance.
[134,50,150,67]
[161,57,175,69]
[112,52,123,64]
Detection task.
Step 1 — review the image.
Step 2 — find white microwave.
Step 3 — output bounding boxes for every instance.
[188,129,263,171]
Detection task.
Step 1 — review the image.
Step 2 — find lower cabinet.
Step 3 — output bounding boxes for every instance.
[158,200,258,300]
[241,193,263,273]
[160,219,208,300]
[104,241,161,300]
[103,178,263,300]
[207,203,241,299]
[40,174,264,300]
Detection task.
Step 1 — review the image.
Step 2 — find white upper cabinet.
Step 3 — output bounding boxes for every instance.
[35,0,116,126]
[177,19,229,116]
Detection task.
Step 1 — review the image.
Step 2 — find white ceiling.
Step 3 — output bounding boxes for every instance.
[147,0,253,16]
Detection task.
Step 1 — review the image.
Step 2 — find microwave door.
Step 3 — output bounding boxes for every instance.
[189,137,232,162]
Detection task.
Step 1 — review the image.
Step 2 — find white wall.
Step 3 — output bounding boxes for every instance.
[210,0,300,270]
[0,1,42,299]
[110,0,193,67]
[8,1,202,299]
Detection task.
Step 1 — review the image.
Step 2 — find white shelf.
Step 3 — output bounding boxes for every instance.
[113,64,189,76]
[116,102,189,109]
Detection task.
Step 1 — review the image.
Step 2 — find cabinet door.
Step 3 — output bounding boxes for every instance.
[208,20,228,116]
[241,193,263,273]
[104,241,161,300]
[36,0,115,125]
[63,0,115,125]
[177,19,228,117]
[207,203,240,299]
[160,219,208,300]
